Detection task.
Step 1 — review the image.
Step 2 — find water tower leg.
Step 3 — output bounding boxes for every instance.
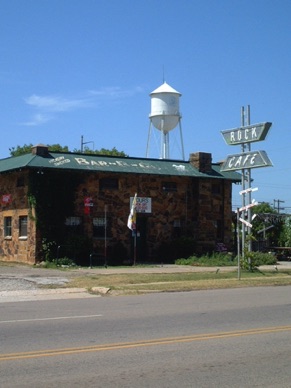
[161,130,169,159]
[179,119,185,160]
[146,122,153,158]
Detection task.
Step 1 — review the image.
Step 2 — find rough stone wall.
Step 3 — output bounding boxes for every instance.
[0,168,234,264]
[0,171,36,263]
[72,172,233,259]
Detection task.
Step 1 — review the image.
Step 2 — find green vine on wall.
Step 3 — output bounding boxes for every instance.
[28,193,37,221]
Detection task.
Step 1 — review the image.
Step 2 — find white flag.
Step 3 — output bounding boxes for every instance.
[127,193,137,230]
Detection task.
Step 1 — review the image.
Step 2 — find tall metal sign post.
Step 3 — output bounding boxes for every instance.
[221,107,272,278]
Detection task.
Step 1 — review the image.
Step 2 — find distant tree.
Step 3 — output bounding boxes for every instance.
[9,144,127,157]
[74,146,128,157]
[10,144,34,156]
[46,144,70,153]
[9,143,69,156]
[278,216,291,247]
[252,202,283,247]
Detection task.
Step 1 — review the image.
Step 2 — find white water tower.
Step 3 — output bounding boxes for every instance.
[146,82,184,159]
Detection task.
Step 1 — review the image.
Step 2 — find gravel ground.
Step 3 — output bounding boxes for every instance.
[0,277,70,292]
[0,267,93,302]
[1,261,291,297]
[0,277,38,292]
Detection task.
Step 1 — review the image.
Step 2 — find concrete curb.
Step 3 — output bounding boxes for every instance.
[0,288,99,303]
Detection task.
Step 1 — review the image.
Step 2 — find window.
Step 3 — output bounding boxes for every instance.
[173,219,181,238]
[212,183,221,195]
[17,176,25,187]
[93,217,112,238]
[65,217,82,226]
[4,217,12,237]
[65,217,82,235]
[162,182,177,192]
[100,178,118,190]
[19,216,28,237]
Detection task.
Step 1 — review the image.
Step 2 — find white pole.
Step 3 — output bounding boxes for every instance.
[237,208,241,280]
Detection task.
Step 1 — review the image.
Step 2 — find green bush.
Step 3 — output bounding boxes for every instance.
[241,251,276,270]
[42,257,76,268]
[175,252,236,266]
[53,257,76,267]
[41,238,57,261]
[175,257,199,265]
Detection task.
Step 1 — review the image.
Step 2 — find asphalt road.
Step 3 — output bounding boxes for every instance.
[1,286,291,387]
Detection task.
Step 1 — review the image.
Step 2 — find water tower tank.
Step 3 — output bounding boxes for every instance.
[149,82,181,132]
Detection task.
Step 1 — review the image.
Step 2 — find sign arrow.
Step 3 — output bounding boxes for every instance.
[239,187,258,195]
[221,122,272,145]
[239,218,252,228]
[238,201,258,212]
[257,225,274,234]
[220,150,273,172]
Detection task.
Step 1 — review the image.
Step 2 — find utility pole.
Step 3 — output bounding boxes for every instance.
[273,199,285,213]
[81,135,94,153]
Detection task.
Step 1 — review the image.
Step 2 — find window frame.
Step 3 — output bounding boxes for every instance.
[19,215,28,239]
[4,216,12,238]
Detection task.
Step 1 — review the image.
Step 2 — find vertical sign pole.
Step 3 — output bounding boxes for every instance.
[241,107,245,262]
[247,105,252,259]
[221,111,272,278]
[237,208,241,280]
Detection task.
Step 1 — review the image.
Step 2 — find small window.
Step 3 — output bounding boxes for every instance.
[17,176,25,187]
[100,178,118,190]
[173,219,181,238]
[4,216,12,237]
[19,216,28,237]
[65,217,81,226]
[162,182,177,192]
[212,183,221,195]
[93,217,112,238]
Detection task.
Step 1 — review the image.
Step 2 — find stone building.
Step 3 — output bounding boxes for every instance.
[0,145,240,265]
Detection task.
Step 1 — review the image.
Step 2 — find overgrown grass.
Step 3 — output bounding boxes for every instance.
[175,251,277,268]
[64,269,291,295]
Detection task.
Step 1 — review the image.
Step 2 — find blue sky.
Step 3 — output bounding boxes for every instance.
[1,0,291,211]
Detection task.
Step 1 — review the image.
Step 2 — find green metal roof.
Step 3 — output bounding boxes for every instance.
[0,151,241,181]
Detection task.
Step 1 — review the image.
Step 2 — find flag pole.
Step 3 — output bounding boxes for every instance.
[104,204,108,268]
[127,193,138,266]
[133,228,137,266]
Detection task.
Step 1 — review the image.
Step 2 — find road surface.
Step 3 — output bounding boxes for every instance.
[1,286,291,387]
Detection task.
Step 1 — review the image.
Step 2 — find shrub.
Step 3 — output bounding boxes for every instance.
[241,251,277,270]
[53,257,76,267]
[42,257,76,268]
[175,252,236,266]
[41,238,57,261]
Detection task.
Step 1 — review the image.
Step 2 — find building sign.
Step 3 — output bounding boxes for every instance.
[221,122,272,145]
[130,197,152,213]
[2,194,12,205]
[84,196,93,215]
[220,150,273,172]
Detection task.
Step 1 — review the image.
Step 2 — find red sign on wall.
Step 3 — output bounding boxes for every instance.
[2,194,12,205]
[84,196,93,215]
